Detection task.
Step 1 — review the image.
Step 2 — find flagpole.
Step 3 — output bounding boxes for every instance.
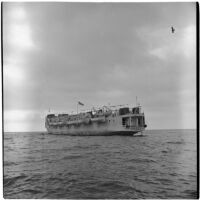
[77,101,84,114]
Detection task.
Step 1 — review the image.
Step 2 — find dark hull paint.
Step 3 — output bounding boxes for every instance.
[47,131,141,136]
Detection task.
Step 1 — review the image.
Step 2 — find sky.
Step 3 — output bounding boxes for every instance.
[3,2,196,131]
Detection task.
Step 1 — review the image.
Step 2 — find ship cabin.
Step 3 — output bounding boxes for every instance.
[119,106,146,129]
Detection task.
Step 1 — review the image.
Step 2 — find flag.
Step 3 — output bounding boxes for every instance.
[78,101,84,106]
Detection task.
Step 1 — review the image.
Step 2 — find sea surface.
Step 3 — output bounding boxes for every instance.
[4,129,197,199]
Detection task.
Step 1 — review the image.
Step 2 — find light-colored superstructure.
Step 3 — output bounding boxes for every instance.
[45,105,147,135]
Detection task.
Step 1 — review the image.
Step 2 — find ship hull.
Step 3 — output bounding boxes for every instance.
[46,123,145,136]
[46,130,143,136]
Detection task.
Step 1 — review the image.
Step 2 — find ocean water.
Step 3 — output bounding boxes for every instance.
[4,129,197,199]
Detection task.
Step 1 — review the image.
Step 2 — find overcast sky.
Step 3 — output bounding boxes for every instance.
[3,2,196,131]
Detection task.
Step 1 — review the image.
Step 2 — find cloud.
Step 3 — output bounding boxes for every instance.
[9,6,26,20]
[4,6,36,51]
[4,64,26,85]
[146,25,196,60]
[149,47,168,60]
[3,5,37,88]
[4,109,45,132]
[8,24,34,49]
[180,25,196,58]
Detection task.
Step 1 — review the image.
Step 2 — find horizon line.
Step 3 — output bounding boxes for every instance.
[3,128,197,133]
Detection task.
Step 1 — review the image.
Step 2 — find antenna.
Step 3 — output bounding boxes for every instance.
[136,96,140,106]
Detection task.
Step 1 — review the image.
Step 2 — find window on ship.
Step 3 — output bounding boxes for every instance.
[138,117,143,126]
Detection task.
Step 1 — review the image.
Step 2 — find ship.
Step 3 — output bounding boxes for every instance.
[45,104,147,136]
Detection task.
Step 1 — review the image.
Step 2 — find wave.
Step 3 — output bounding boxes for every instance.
[133,177,158,185]
[4,161,16,167]
[19,189,42,195]
[156,178,172,185]
[183,189,197,198]
[99,180,130,191]
[4,174,27,187]
[73,145,91,150]
[63,154,82,160]
[167,141,184,144]
[129,157,157,163]
[132,135,147,137]
[4,137,13,140]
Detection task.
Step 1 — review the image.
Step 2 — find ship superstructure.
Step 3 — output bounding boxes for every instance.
[45,105,147,136]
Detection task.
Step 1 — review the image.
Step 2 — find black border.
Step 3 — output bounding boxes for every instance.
[196,2,199,199]
[1,1,4,198]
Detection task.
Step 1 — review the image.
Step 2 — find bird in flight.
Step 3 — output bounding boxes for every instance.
[171,26,175,33]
